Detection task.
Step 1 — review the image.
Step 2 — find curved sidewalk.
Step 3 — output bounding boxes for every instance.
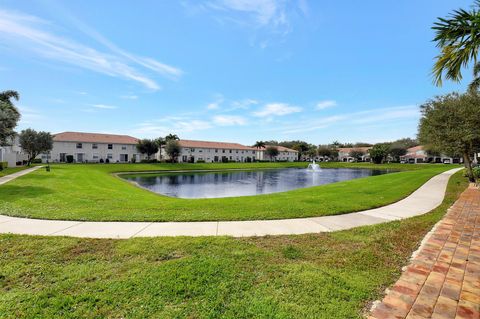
[0,167,463,239]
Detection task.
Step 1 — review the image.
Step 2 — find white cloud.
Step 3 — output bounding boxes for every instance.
[207,102,220,110]
[253,102,302,117]
[229,98,258,110]
[213,115,247,126]
[90,104,117,109]
[120,95,138,100]
[316,100,337,110]
[213,0,280,26]
[0,9,182,90]
[276,105,419,134]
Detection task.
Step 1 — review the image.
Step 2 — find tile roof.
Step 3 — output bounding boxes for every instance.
[53,132,139,144]
[406,145,424,152]
[337,147,372,153]
[259,145,298,153]
[177,139,256,150]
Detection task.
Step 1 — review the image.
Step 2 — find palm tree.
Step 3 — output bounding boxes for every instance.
[432,1,480,90]
[165,134,179,142]
[0,90,21,145]
[155,137,166,160]
[0,90,20,104]
[253,141,265,149]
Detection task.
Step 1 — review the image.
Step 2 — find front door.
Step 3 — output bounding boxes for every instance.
[120,154,128,162]
[77,153,84,162]
[60,153,66,162]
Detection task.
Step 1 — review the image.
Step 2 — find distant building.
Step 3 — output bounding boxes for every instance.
[400,145,463,164]
[0,136,28,167]
[160,139,258,163]
[256,145,298,162]
[41,132,143,163]
[337,147,372,162]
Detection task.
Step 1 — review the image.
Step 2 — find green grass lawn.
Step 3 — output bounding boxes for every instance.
[0,171,468,319]
[0,166,28,178]
[0,162,458,222]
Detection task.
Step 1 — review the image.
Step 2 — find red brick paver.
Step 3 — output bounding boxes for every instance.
[370,185,480,319]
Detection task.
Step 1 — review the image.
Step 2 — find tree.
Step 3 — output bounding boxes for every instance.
[389,146,407,162]
[165,134,179,142]
[19,128,53,165]
[370,143,390,164]
[317,146,333,158]
[349,149,365,161]
[165,140,181,163]
[253,141,265,149]
[0,90,20,146]
[291,142,310,161]
[136,139,159,160]
[306,147,317,159]
[390,138,418,149]
[265,146,279,161]
[418,92,480,182]
[154,137,166,160]
[432,1,480,90]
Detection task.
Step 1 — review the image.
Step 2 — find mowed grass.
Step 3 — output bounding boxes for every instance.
[0,162,458,221]
[0,166,28,178]
[0,171,468,319]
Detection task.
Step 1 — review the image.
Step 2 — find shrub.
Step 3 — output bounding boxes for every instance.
[66,155,74,163]
[32,159,42,164]
[221,157,229,163]
[99,158,104,163]
[105,158,110,164]
[472,166,480,179]
[196,159,205,163]
[140,159,158,163]
[0,161,7,170]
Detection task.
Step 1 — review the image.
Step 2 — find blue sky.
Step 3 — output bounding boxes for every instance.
[0,0,472,145]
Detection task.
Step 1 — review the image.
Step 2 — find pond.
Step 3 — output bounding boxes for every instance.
[121,168,397,199]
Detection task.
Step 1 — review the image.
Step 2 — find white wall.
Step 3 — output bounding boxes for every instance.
[42,141,143,163]
[257,150,297,162]
[162,147,257,163]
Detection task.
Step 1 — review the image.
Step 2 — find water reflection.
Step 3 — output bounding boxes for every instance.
[122,168,394,199]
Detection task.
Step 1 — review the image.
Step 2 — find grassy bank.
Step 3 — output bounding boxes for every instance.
[0,170,468,319]
[0,162,457,222]
[0,166,28,178]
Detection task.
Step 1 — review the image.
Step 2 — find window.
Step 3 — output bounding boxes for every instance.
[199,149,203,153]
[76,143,82,149]
[215,149,218,153]
[229,150,232,153]
[222,149,225,153]
[93,154,99,160]
[108,144,113,150]
[236,150,238,153]
[191,148,195,152]
[107,154,113,159]
[121,146,127,150]
[92,143,98,149]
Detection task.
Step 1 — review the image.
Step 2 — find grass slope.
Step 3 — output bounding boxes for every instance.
[0,162,457,222]
[0,171,468,319]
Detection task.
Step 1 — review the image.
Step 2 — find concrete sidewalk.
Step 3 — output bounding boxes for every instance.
[0,167,463,239]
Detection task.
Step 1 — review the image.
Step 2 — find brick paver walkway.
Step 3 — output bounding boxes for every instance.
[370,184,480,319]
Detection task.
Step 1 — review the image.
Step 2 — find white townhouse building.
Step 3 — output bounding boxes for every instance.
[0,136,28,167]
[41,132,143,163]
[255,145,298,162]
[338,147,372,162]
[400,145,463,164]
[160,139,258,163]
